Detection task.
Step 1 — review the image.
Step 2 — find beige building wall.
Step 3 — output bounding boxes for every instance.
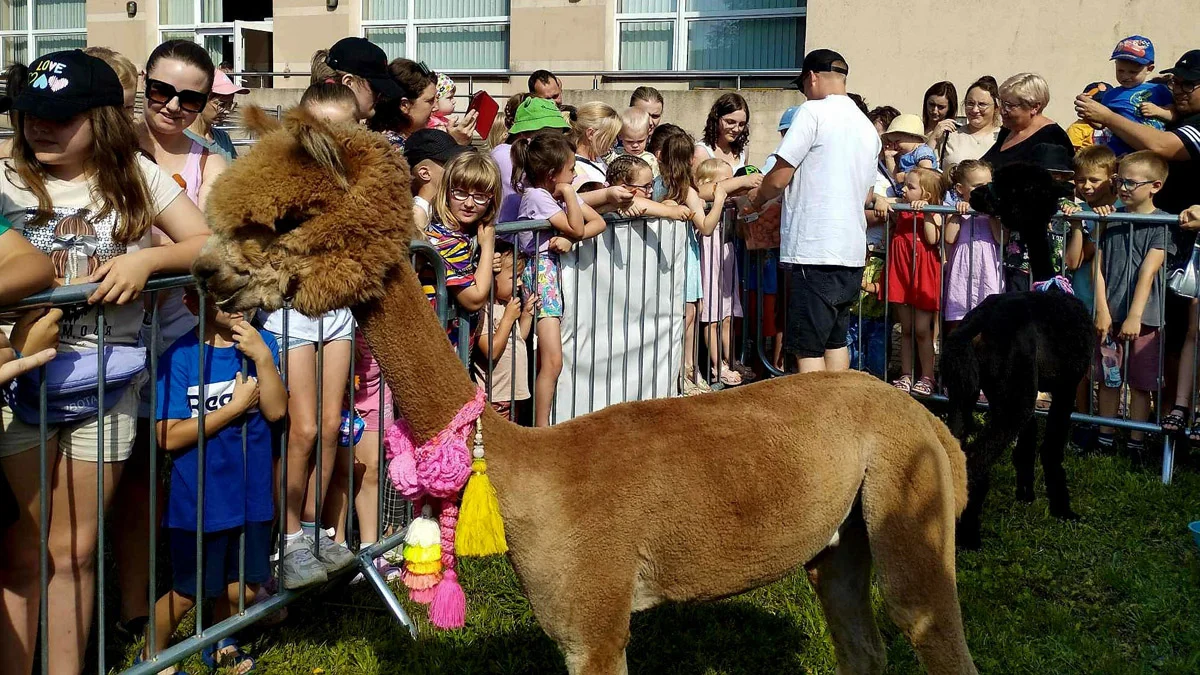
[807,1,1197,125]
[86,0,159,66]
[273,0,359,88]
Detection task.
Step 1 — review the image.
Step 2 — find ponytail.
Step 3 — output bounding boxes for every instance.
[510,130,574,194]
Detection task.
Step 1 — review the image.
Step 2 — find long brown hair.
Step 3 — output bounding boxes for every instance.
[510,130,575,193]
[650,123,694,204]
[921,80,959,131]
[8,103,155,244]
[701,93,750,157]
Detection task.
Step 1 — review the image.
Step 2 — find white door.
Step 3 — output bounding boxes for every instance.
[234,20,273,88]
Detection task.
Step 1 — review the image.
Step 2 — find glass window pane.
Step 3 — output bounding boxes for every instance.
[203,34,232,69]
[34,0,84,30]
[416,25,507,70]
[415,0,508,20]
[201,0,222,23]
[159,0,194,25]
[687,17,803,70]
[161,30,195,43]
[0,0,27,31]
[34,32,84,56]
[619,0,676,12]
[364,0,405,21]
[619,21,672,71]
[686,0,803,10]
[2,35,27,67]
[364,27,406,62]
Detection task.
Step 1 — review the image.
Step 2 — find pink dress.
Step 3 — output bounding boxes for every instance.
[699,217,743,323]
[943,211,1003,321]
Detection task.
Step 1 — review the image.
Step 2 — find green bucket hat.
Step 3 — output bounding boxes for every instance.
[508,97,570,135]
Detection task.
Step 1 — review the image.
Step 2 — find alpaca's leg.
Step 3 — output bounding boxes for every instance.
[958,383,1035,550]
[532,567,634,675]
[1012,416,1039,503]
[1041,386,1080,520]
[862,439,977,675]
[805,506,886,675]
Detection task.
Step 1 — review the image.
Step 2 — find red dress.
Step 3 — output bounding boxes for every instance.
[885,211,942,312]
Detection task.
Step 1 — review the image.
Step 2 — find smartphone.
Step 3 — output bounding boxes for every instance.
[466,91,499,140]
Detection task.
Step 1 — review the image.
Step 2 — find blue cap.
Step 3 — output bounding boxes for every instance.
[778,105,800,131]
[1111,36,1154,65]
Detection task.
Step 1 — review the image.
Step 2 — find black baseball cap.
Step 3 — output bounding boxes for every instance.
[1163,49,1200,82]
[404,129,470,166]
[0,50,123,122]
[794,49,849,85]
[326,37,402,99]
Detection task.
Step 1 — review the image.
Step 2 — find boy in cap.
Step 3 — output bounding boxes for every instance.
[404,129,470,229]
[1101,35,1174,156]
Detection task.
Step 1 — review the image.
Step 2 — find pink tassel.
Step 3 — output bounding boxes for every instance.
[428,569,466,629]
[409,585,438,604]
[403,571,441,590]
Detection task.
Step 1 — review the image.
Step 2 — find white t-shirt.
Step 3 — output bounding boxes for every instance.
[1,154,183,353]
[414,195,432,221]
[771,95,880,268]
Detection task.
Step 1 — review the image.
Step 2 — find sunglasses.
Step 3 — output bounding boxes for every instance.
[144,78,209,114]
[450,188,492,206]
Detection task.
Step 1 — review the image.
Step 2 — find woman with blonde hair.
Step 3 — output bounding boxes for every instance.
[981,72,1074,169]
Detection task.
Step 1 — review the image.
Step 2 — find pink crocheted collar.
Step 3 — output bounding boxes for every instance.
[386,387,487,500]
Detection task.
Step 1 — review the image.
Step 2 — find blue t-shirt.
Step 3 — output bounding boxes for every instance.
[899,144,939,173]
[156,330,280,532]
[1101,83,1173,156]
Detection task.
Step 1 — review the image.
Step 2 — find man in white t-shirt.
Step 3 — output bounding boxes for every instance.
[747,49,880,374]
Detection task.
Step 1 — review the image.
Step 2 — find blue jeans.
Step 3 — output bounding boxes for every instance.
[847,318,887,377]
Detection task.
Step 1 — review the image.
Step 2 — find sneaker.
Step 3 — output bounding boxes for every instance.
[315,530,357,571]
[351,556,403,585]
[279,539,328,590]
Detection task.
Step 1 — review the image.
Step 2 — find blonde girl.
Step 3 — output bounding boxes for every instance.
[694,157,745,387]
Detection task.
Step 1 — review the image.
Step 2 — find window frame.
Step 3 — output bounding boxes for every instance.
[0,0,87,68]
[614,2,807,72]
[360,0,510,73]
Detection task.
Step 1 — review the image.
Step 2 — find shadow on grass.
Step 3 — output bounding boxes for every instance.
[257,584,814,675]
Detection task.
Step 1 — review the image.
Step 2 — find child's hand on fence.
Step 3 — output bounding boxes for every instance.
[671,204,693,221]
[477,222,496,245]
[1060,201,1080,217]
[1094,311,1112,338]
[1180,205,1200,229]
[872,195,891,220]
[619,201,647,218]
[1118,315,1142,342]
[522,293,539,317]
[549,237,572,253]
[1093,204,1116,217]
[232,320,273,365]
[955,200,972,216]
[503,296,523,322]
[231,371,260,412]
[11,307,62,356]
[492,252,503,274]
[87,252,154,305]
[910,200,929,211]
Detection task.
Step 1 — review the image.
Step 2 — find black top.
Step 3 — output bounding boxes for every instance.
[980,123,1074,170]
[1155,112,1200,266]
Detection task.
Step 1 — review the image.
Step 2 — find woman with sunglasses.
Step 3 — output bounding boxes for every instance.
[371,59,477,149]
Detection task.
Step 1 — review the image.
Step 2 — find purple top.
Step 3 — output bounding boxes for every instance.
[491,143,520,225]
[517,187,570,255]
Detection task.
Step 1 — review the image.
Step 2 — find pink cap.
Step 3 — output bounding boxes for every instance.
[211,69,249,96]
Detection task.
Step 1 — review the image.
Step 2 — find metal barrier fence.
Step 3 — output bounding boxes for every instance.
[0,204,1188,674]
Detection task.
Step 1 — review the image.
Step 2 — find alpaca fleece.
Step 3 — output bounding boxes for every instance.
[192,106,979,675]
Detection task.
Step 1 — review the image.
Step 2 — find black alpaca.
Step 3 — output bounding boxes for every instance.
[941,162,1096,549]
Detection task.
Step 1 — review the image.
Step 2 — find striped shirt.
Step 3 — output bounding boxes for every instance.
[420,219,477,348]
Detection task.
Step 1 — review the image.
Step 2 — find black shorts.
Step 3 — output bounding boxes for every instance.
[783,264,863,359]
[169,521,272,599]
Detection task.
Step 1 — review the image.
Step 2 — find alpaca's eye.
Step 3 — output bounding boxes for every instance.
[275,215,305,235]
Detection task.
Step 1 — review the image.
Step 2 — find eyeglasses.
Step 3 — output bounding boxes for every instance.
[963,101,992,110]
[625,182,654,196]
[1169,77,1200,94]
[998,100,1024,112]
[1112,176,1157,191]
[145,78,209,114]
[450,188,492,206]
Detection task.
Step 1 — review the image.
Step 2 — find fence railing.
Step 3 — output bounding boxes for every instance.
[0,204,1189,674]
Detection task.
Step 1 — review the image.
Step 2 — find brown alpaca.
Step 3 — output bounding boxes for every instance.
[192,107,978,675]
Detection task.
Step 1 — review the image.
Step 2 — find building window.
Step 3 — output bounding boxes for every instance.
[616,0,805,71]
[362,0,509,72]
[0,0,86,68]
[158,0,272,85]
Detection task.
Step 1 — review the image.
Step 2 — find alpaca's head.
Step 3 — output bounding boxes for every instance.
[192,105,416,315]
[969,161,1074,281]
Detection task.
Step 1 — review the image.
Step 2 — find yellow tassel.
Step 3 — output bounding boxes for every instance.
[456,458,508,556]
[402,543,442,564]
[405,559,443,575]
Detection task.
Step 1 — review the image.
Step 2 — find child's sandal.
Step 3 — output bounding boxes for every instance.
[892,374,912,393]
[911,376,935,397]
[1162,405,1188,434]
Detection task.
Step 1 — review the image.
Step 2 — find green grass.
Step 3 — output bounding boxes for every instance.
[126,449,1200,675]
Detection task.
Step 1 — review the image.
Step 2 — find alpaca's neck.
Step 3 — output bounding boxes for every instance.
[353,260,477,441]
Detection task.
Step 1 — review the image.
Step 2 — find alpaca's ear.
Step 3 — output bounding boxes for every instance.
[240,105,282,136]
[283,106,349,189]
